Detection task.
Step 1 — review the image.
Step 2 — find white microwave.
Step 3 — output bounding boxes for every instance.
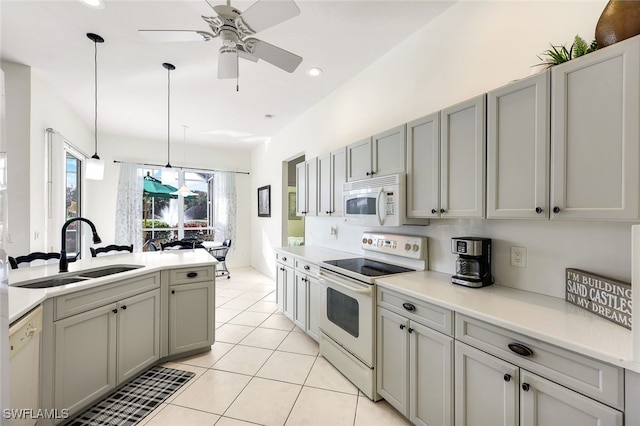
[343,173,415,227]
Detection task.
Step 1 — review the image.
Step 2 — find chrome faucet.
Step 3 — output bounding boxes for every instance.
[60,217,102,273]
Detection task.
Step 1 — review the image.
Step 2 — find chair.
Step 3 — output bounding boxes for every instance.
[161,240,205,251]
[211,239,231,279]
[8,252,61,269]
[90,244,133,257]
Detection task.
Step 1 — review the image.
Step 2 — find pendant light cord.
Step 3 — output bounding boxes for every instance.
[93,39,98,158]
[167,66,171,167]
[163,63,175,168]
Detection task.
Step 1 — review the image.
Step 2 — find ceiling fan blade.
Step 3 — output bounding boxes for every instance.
[238,46,259,62]
[244,38,302,73]
[236,0,300,35]
[218,46,238,79]
[138,30,215,42]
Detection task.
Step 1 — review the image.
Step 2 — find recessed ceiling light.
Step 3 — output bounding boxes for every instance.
[264,114,273,119]
[79,0,105,9]
[307,67,323,77]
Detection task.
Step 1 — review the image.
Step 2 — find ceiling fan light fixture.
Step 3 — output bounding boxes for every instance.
[86,32,105,181]
[79,0,105,9]
[307,67,323,77]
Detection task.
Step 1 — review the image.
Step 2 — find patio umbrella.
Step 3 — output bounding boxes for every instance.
[144,174,179,199]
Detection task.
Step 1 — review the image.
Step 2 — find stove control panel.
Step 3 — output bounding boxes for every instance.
[361,233,427,260]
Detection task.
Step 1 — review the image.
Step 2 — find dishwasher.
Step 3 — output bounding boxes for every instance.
[9,306,42,426]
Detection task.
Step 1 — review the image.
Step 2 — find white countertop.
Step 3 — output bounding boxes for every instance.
[8,249,216,324]
[375,270,639,373]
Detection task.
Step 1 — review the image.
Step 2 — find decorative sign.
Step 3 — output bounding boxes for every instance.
[565,268,632,329]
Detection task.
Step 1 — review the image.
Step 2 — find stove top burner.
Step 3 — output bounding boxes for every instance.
[323,258,415,277]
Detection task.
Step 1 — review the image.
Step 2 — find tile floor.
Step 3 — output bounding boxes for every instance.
[139,266,410,426]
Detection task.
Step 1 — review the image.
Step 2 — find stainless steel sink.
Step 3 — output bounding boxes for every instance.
[16,264,144,288]
[77,265,143,279]
[18,276,89,289]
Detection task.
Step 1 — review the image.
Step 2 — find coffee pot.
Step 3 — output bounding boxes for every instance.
[451,237,492,287]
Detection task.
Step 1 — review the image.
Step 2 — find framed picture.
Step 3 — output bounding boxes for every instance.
[288,192,300,220]
[258,185,271,217]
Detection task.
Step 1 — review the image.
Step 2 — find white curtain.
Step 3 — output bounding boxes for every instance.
[115,163,143,251]
[210,171,237,249]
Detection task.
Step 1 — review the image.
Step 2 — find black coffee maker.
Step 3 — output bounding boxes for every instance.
[451,237,492,287]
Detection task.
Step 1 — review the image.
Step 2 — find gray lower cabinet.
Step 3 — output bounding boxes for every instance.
[168,281,214,355]
[454,341,623,426]
[54,288,160,416]
[293,272,307,330]
[377,307,453,426]
[306,274,321,341]
[276,261,295,321]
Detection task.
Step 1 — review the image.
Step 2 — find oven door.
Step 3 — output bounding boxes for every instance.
[319,270,375,367]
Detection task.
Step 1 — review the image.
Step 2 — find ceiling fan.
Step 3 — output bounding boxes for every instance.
[139,0,303,79]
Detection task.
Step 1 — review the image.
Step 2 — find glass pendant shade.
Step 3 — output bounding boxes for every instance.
[86,156,104,180]
[172,184,196,198]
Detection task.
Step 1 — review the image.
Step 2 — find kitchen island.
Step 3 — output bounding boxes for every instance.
[8,249,216,424]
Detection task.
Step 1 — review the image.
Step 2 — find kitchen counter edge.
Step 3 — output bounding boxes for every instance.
[375,270,637,373]
[8,250,217,323]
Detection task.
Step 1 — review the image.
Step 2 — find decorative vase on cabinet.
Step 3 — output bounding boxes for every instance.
[595,0,640,47]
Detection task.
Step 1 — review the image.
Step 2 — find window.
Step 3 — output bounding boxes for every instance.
[64,149,82,256]
[142,168,214,249]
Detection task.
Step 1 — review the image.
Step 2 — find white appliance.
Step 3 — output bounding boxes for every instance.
[8,306,42,426]
[343,173,428,227]
[319,233,427,400]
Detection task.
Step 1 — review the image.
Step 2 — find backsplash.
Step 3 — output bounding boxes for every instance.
[305,216,632,299]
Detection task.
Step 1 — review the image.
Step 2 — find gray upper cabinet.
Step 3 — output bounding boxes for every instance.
[487,71,550,219]
[295,158,318,216]
[440,95,486,219]
[406,112,440,218]
[347,137,373,181]
[551,36,640,220]
[317,147,347,216]
[347,125,406,181]
[372,125,407,177]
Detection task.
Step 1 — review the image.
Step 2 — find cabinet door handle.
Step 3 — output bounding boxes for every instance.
[121,305,127,310]
[408,327,414,333]
[431,209,437,214]
[187,272,198,278]
[282,257,287,262]
[399,324,406,330]
[535,207,543,214]
[112,309,118,314]
[171,290,175,295]
[370,171,376,176]
[304,265,310,270]
[508,343,534,357]
[440,209,446,214]
[522,383,531,392]
[503,374,511,382]
[402,302,416,312]
[553,206,561,214]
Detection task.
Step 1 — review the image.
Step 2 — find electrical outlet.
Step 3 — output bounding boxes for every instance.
[511,246,526,268]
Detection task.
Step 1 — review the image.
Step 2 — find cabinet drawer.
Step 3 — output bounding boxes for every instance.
[55,273,160,320]
[455,314,623,409]
[295,258,319,276]
[378,287,453,336]
[276,251,295,268]
[168,266,215,285]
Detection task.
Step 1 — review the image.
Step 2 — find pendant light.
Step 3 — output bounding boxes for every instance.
[172,125,196,198]
[85,32,105,180]
[161,62,176,185]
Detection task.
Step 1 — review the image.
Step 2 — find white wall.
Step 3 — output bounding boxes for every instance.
[250,1,622,298]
